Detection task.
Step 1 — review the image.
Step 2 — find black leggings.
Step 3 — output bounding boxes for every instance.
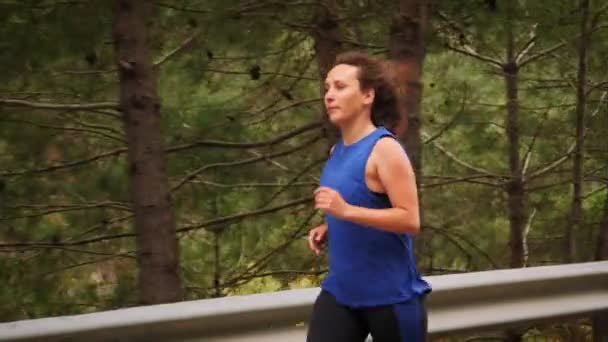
[307,290,427,342]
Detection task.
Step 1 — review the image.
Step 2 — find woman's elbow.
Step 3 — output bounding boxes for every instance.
[402,221,420,235]
[398,211,420,235]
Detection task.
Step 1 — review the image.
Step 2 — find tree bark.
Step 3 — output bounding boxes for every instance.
[504,0,526,270]
[311,0,342,147]
[387,0,427,177]
[567,0,590,263]
[112,0,181,304]
[387,0,429,269]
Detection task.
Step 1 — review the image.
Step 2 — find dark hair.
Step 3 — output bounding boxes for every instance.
[332,51,401,132]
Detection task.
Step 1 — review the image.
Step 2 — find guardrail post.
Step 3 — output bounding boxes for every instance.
[594,310,608,342]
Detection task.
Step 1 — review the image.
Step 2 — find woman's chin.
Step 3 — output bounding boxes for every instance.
[328,112,347,125]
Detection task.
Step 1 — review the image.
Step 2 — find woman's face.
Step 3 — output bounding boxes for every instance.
[324,64,374,126]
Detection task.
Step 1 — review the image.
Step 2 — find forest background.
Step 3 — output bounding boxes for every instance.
[1,0,607,340]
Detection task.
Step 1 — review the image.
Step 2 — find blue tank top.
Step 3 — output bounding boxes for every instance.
[319,126,431,308]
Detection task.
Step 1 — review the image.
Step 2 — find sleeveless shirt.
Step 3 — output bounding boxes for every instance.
[319,126,431,307]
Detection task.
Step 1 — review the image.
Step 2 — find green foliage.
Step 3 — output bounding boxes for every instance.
[0,6,606,342]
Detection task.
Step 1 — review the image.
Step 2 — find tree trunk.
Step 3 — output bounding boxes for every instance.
[312,0,342,147]
[504,0,525,270]
[387,0,429,269]
[567,0,590,263]
[213,230,222,297]
[112,0,181,304]
[597,191,608,260]
[387,0,427,177]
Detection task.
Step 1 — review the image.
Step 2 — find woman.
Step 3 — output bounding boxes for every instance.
[306,51,431,342]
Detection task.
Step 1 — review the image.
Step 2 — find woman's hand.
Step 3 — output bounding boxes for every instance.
[314,186,351,219]
[308,224,328,256]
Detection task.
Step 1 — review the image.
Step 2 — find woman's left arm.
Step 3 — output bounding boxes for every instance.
[314,138,421,235]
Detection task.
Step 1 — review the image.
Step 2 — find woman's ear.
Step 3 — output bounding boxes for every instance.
[363,88,375,106]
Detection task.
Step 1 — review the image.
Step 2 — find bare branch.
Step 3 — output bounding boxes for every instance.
[424,85,467,144]
[522,109,552,175]
[203,67,317,81]
[196,180,317,189]
[526,91,606,180]
[422,175,501,188]
[62,115,123,136]
[35,254,134,278]
[526,143,576,180]
[424,224,498,268]
[2,201,132,221]
[167,120,322,153]
[519,24,608,68]
[444,44,503,68]
[258,158,325,207]
[154,30,202,68]
[591,2,608,28]
[246,97,321,126]
[152,1,210,13]
[422,132,504,178]
[0,148,127,177]
[515,23,538,64]
[0,123,322,177]
[222,210,318,286]
[205,36,308,61]
[178,196,313,233]
[0,98,119,111]
[171,135,322,192]
[0,197,312,248]
[1,246,136,259]
[0,118,125,143]
[523,208,537,266]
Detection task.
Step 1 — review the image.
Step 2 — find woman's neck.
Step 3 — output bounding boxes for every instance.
[340,116,376,146]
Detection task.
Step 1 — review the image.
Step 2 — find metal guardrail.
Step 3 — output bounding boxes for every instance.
[1,261,607,341]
